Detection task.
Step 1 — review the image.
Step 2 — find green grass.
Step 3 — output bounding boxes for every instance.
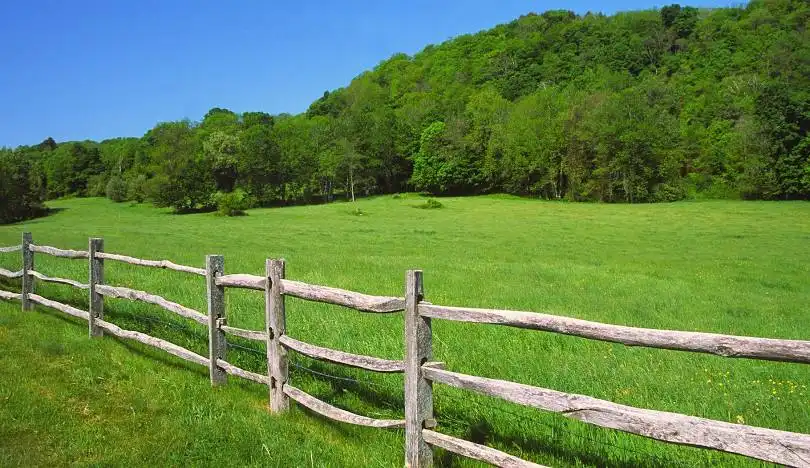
[1,194,809,467]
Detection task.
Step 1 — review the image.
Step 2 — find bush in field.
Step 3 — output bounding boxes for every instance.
[105,176,128,202]
[414,198,443,209]
[213,189,252,216]
[127,174,148,203]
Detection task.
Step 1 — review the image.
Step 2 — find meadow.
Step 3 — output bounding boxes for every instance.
[0,194,809,467]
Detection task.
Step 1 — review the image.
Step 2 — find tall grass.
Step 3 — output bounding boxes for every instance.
[0,195,808,466]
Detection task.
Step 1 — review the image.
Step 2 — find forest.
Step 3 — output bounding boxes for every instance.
[2,0,808,223]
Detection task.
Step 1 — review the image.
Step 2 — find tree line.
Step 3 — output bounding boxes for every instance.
[2,0,808,223]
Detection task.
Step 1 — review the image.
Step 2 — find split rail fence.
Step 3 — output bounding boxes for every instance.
[1,232,809,467]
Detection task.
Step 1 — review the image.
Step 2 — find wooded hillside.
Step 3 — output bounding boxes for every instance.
[2,0,808,222]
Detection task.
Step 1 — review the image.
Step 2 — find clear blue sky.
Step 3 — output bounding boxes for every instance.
[0,0,741,148]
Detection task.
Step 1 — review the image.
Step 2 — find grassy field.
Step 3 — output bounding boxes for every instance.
[0,195,808,467]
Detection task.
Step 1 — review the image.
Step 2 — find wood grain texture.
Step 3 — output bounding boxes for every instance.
[28,270,89,289]
[96,252,205,276]
[95,284,207,325]
[266,259,288,412]
[95,319,208,367]
[405,270,433,467]
[216,359,269,385]
[28,293,89,321]
[29,244,89,259]
[0,245,21,253]
[216,273,264,290]
[206,255,226,386]
[282,279,405,313]
[88,238,104,337]
[215,273,406,313]
[0,290,22,301]
[422,430,546,468]
[419,304,810,364]
[21,232,33,311]
[0,267,23,279]
[283,384,405,429]
[220,325,267,341]
[422,365,810,466]
[279,335,405,373]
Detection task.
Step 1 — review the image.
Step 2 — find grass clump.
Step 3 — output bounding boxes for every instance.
[413,198,443,209]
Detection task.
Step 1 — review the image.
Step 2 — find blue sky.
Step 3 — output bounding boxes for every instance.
[0,0,742,147]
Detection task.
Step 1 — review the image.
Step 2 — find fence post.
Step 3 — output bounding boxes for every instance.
[206,255,226,386]
[88,238,104,337]
[266,258,288,413]
[404,269,433,467]
[21,232,33,311]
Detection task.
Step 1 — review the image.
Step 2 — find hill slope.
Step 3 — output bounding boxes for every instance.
[3,0,809,223]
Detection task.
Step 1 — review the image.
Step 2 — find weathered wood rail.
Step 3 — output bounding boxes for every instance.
[283,384,406,429]
[421,364,810,466]
[0,267,23,279]
[29,244,89,259]
[220,324,266,341]
[96,251,206,276]
[96,318,209,367]
[420,304,810,364]
[279,334,405,373]
[95,284,207,325]
[1,231,809,467]
[28,293,89,320]
[422,430,546,468]
[0,290,22,301]
[29,270,89,289]
[216,273,406,313]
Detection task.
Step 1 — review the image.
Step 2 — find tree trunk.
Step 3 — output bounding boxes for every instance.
[350,165,355,203]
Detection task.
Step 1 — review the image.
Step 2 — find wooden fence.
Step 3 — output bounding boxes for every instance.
[1,231,809,467]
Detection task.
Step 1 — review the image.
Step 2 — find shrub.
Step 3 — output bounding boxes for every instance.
[87,174,108,198]
[213,189,252,216]
[105,176,128,202]
[414,198,443,209]
[127,174,148,203]
[652,182,687,202]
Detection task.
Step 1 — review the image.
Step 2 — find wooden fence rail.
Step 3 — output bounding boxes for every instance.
[1,231,809,467]
[283,384,406,429]
[216,273,406,313]
[0,267,23,279]
[420,304,810,364]
[0,290,22,301]
[29,244,89,259]
[421,364,810,466]
[28,270,89,289]
[279,334,406,373]
[96,251,206,276]
[220,324,266,341]
[95,284,207,325]
[28,293,89,321]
